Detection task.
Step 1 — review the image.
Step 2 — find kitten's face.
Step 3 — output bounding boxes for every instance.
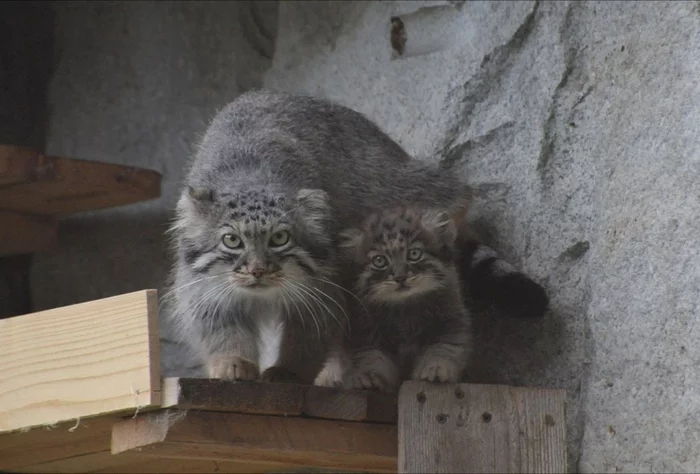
[341,208,457,304]
[175,186,334,300]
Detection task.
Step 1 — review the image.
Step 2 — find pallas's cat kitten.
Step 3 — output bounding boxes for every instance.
[166,90,470,386]
[340,207,472,392]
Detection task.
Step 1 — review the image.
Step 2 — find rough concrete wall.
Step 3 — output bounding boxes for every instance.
[265,1,700,471]
[30,1,700,471]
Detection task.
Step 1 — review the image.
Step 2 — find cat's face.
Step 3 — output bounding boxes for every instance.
[174,185,334,300]
[340,208,457,304]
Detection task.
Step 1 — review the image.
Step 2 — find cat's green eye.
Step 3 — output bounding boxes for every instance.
[372,255,388,269]
[269,230,290,247]
[222,233,242,249]
[407,248,423,261]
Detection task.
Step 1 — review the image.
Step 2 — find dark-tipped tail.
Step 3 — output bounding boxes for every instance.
[458,239,549,319]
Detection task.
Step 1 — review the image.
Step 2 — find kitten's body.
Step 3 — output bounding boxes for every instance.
[167,90,470,385]
[340,207,472,392]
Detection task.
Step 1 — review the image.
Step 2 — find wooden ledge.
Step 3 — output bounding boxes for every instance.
[0,144,161,256]
[112,409,398,473]
[161,377,398,424]
[0,144,161,216]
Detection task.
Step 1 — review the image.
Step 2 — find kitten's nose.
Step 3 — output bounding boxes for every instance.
[250,267,266,279]
[394,275,407,284]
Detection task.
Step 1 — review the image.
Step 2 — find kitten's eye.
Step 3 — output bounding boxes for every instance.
[407,248,423,261]
[222,233,242,249]
[372,255,388,269]
[269,230,290,247]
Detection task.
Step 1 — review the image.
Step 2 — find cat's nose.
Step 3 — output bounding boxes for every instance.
[394,275,407,284]
[250,267,266,278]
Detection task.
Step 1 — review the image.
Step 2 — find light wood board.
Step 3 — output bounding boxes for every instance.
[398,381,566,473]
[0,290,161,433]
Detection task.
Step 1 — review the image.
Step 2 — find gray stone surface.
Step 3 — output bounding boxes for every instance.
[30,1,700,471]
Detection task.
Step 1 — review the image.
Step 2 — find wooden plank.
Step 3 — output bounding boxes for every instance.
[16,451,358,473]
[162,377,398,423]
[0,210,57,256]
[112,409,398,473]
[398,382,566,474]
[0,415,116,471]
[303,385,398,423]
[0,290,162,434]
[0,144,161,215]
[161,377,306,416]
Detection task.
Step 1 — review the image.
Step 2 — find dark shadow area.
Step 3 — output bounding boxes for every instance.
[0,1,55,319]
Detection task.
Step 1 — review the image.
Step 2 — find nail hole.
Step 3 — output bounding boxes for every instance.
[416,392,426,403]
[437,413,448,424]
[481,412,492,423]
[545,414,555,426]
[455,387,464,399]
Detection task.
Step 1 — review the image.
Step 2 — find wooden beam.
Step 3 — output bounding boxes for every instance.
[162,377,398,423]
[398,382,566,473]
[112,409,398,473]
[0,290,162,434]
[0,210,57,256]
[0,144,161,216]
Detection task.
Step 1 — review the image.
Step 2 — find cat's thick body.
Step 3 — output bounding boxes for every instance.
[167,90,469,384]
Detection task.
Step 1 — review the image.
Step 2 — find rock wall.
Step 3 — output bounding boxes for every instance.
[31,1,700,471]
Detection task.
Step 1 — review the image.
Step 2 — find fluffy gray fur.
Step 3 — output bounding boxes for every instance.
[165,90,470,386]
[339,207,472,392]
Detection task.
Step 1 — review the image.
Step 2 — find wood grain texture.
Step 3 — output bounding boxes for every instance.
[162,377,398,423]
[0,144,161,216]
[0,290,162,433]
[398,382,566,474]
[112,409,398,473]
[0,415,116,471]
[0,210,57,256]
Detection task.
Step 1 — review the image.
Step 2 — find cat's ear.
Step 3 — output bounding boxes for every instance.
[178,185,216,217]
[296,189,332,238]
[187,186,215,203]
[421,210,457,245]
[338,228,364,249]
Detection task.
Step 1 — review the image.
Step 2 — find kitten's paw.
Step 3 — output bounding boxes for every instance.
[412,356,461,383]
[349,371,397,393]
[261,366,303,384]
[314,364,345,388]
[206,355,259,381]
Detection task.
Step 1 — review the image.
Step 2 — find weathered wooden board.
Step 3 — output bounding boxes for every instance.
[0,210,57,256]
[0,144,161,216]
[112,409,398,473]
[398,382,566,473]
[0,415,117,471]
[162,377,398,423]
[0,290,161,434]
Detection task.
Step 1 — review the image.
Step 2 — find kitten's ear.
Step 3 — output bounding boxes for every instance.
[421,210,457,245]
[296,189,332,239]
[338,228,364,249]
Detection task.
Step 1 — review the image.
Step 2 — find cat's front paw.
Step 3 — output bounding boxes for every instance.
[206,355,259,381]
[314,364,345,388]
[412,356,461,383]
[348,371,397,393]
